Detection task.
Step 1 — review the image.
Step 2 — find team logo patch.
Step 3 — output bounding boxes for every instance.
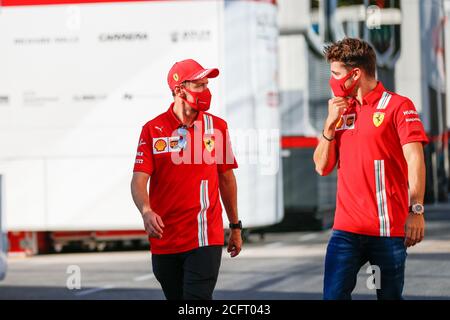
[345,114,355,129]
[153,138,168,154]
[169,136,182,152]
[203,136,215,152]
[173,73,179,82]
[138,138,146,146]
[335,114,356,131]
[373,112,385,127]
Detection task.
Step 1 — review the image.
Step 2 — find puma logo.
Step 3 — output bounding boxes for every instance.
[155,126,164,133]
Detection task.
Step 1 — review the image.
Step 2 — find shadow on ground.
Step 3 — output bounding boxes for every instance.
[0,286,448,300]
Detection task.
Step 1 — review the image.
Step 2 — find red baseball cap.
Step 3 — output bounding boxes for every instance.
[167,59,219,90]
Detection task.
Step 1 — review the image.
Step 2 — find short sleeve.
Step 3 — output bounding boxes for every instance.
[394,99,429,146]
[133,125,154,175]
[217,122,238,174]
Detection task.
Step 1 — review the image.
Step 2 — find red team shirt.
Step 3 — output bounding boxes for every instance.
[333,82,429,237]
[133,104,238,254]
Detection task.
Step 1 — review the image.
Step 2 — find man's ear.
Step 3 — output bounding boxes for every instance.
[173,86,183,97]
[353,68,362,81]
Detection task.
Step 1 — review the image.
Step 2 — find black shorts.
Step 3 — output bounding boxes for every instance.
[151,245,222,300]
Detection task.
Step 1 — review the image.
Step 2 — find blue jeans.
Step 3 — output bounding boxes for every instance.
[324,230,407,300]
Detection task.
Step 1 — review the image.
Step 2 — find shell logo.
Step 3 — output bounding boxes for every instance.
[154,139,167,152]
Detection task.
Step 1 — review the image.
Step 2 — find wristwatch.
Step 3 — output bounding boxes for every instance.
[409,203,425,215]
[229,220,243,230]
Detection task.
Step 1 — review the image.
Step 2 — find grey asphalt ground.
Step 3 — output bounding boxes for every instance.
[1,204,449,300]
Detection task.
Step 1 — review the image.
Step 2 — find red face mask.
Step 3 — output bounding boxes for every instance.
[329,69,359,97]
[181,86,212,111]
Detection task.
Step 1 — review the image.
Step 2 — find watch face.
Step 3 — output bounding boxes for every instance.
[413,204,424,213]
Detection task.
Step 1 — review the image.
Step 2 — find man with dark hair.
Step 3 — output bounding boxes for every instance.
[131,59,242,300]
[313,38,428,300]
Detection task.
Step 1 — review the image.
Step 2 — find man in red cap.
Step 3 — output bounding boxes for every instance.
[131,59,242,300]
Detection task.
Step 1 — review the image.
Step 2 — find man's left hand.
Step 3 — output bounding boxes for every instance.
[227,230,242,258]
[405,213,425,247]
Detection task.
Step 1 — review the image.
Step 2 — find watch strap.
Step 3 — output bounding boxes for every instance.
[229,220,242,230]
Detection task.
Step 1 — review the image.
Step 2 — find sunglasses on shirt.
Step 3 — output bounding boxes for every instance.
[177,126,188,150]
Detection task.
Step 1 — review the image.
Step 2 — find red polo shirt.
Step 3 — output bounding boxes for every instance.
[333,82,429,237]
[133,104,238,254]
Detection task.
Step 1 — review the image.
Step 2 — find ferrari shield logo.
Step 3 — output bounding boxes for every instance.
[203,137,215,152]
[373,112,385,127]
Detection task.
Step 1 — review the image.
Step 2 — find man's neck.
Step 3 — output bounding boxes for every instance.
[173,99,198,127]
[355,79,379,105]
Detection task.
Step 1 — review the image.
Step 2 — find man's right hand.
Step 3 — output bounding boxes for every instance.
[325,97,349,130]
[142,210,165,239]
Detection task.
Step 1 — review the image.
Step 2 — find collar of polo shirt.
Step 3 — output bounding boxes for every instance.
[167,102,203,130]
[361,81,386,106]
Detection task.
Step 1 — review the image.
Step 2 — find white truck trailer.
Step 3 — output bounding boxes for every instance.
[0,0,283,254]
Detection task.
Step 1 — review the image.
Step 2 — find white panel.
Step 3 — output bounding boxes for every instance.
[223,1,282,228]
[46,157,141,230]
[395,0,423,113]
[445,0,450,128]
[279,35,308,91]
[278,0,311,31]
[279,35,316,136]
[0,1,222,158]
[0,1,223,230]
[0,160,46,231]
[0,0,281,230]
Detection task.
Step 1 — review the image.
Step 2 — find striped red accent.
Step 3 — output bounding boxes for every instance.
[281,130,450,149]
[281,136,319,149]
[95,230,147,237]
[50,230,147,239]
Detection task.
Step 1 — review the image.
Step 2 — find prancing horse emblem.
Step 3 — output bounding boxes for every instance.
[373,112,385,127]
